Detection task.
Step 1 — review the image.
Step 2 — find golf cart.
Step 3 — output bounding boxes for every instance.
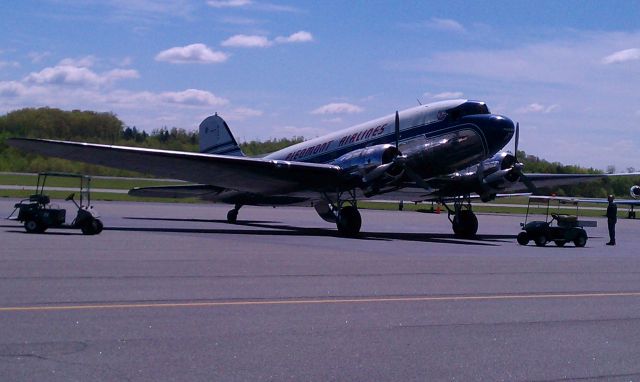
[517,196,595,247]
[8,172,103,235]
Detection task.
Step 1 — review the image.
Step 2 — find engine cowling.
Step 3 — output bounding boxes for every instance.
[631,185,640,199]
[472,152,522,201]
[333,144,403,183]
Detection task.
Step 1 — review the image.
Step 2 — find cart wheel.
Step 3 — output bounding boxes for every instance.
[94,219,104,234]
[554,240,566,247]
[534,235,547,247]
[574,231,587,247]
[81,219,100,235]
[517,232,529,245]
[24,220,45,233]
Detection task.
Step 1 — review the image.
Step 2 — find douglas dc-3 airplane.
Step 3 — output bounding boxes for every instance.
[8,99,639,237]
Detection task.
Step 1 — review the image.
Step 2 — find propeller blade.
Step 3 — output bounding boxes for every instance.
[514,122,520,161]
[395,111,400,149]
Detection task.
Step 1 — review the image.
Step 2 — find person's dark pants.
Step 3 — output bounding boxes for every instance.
[608,219,616,244]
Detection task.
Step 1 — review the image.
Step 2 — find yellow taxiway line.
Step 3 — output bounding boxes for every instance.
[2,291,640,313]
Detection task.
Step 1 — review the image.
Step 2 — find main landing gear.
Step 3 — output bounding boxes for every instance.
[226,204,241,223]
[318,189,362,237]
[443,195,478,238]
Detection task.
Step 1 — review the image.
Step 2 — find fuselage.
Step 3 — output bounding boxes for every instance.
[265,99,515,180]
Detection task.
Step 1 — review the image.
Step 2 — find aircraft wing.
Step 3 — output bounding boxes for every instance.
[504,173,640,193]
[571,197,640,206]
[7,138,348,194]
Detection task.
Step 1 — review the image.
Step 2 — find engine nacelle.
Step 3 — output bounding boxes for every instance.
[333,144,402,183]
[631,185,640,199]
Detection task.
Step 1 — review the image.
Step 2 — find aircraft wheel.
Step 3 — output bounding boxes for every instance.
[336,206,362,237]
[517,232,529,245]
[24,220,45,233]
[554,240,566,247]
[452,210,478,238]
[227,209,238,224]
[534,235,547,247]
[574,231,587,247]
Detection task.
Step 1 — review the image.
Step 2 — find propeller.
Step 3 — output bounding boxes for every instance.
[511,122,538,194]
[390,110,434,191]
[395,111,400,150]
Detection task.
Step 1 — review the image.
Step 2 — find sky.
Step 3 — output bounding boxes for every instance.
[1,0,639,171]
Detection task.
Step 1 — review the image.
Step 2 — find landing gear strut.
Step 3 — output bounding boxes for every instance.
[325,189,362,237]
[227,204,241,223]
[443,195,478,238]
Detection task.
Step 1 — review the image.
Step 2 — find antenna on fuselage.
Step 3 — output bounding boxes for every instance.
[416,98,422,105]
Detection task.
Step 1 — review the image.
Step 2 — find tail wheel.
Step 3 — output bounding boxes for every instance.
[227,209,238,223]
[517,232,529,245]
[574,231,587,247]
[336,206,362,237]
[452,210,478,238]
[534,235,547,247]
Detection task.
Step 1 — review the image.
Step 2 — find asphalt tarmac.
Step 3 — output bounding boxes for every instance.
[1,199,639,381]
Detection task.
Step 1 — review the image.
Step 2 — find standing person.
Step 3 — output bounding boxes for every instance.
[606,195,617,245]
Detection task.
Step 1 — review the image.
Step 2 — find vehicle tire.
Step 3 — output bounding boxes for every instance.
[227,209,238,224]
[24,220,42,233]
[452,210,478,238]
[534,235,547,247]
[337,205,362,237]
[554,240,566,247]
[81,219,100,235]
[574,231,587,247]
[94,219,104,234]
[517,232,529,245]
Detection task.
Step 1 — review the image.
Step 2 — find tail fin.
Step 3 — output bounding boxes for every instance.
[199,114,245,156]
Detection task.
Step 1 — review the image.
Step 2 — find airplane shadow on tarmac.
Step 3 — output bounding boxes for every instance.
[113,216,514,246]
[1,218,515,245]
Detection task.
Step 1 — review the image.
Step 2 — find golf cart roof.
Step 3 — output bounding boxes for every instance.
[39,172,91,179]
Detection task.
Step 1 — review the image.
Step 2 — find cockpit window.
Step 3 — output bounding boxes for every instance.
[446,101,490,121]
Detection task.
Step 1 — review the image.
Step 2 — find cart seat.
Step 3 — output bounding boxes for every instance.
[29,194,50,205]
[552,214,578,227]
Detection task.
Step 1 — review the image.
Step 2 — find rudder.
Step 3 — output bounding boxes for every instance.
[199,114,245,156]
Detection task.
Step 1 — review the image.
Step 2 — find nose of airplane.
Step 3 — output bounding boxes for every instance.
[468,115,515,155]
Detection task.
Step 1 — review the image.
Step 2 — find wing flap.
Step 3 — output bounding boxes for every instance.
[7,138,346,194]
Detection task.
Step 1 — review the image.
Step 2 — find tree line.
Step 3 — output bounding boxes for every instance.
[0,107,637,197]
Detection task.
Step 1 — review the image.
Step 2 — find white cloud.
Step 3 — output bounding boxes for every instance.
[311,102,363,115]
[24,65,139,87]
[221,34,272,48]
[155,44,228,64]
[159,89,229,107]
[0,81,28,97]
[207,0,252,8]
[515,103,559,114]
[58,55,97,68]
[275,31,313,44]
[0,60,20,69]
[602,48,640,64]
[427,91,464,99]
[221,31,313,48]
[231,107,263,118]
[426,18,466,33]
[28,51,50,64]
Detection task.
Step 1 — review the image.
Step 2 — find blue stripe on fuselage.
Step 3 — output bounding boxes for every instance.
[287,119,489,165]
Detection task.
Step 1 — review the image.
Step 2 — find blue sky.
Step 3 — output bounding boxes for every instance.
[1,0,639,170]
